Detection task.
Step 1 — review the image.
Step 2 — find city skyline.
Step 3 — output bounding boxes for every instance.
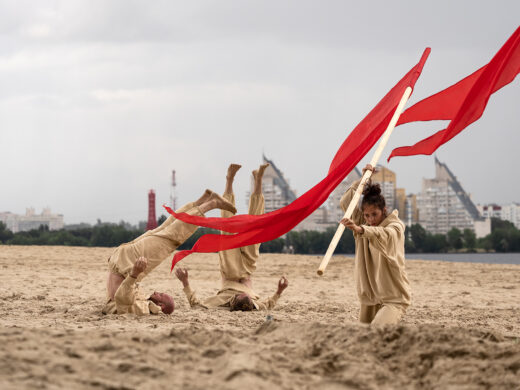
[1,1,519,225]
[3,154,520,233]
[2,153,518,227]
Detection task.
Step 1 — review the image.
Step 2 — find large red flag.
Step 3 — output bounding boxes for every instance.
[388,26,520,161]
[167,48,430,268]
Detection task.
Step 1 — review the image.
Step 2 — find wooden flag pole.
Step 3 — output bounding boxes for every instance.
[317,86,413,276]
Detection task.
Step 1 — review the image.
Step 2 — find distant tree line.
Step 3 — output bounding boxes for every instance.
[1,217,519,253]
[0,221,142,247]
[403,218,520,253]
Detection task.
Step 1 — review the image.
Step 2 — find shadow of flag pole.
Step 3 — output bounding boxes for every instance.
[317,85,413,276]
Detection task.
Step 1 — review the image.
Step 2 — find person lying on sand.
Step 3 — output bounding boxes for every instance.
[175,163,289,311]
[102,189,236,315]
[340,164,411,326]
[175,268,288,311]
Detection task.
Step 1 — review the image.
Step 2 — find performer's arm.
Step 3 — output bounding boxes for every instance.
[256,276,288,310]
[114,276,139,307]
[342,218,404,268]
[182,285,205,308]
[175,267,204,307]
[361,223,404,267]
[114,257,147,310]
[340,165,375,226]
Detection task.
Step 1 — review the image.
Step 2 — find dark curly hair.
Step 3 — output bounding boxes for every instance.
[361,182,386,211]
[230,293,254,311]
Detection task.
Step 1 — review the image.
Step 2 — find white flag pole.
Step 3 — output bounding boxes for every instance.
[317,86,413,276]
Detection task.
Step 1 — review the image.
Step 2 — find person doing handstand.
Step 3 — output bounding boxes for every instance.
[102,189,236,315]
[340,164,411,326]
[175,163,289,311]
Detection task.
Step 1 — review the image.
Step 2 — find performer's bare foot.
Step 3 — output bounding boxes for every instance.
[211,192,237,214]
[252,163,269,181]
[225,164,242,195]
[253,163,269,194]
[199,192,237,214]
[227,164,242,180]
[194,189,213,206]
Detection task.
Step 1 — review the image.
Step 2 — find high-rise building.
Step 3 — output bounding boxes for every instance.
[395,188,407,221]
[254,154,297,213]
[371,166,397,210]
[326,167,362,224]
[417,157,490,237]
[170,170,177,210]
[500,203,520,229]
[0,208,64,233]
[248,155,416,232]
[405,194,419,227]
[476,204,502,219]
[292,167,364,232]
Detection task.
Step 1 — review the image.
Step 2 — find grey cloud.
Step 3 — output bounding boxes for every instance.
[0,1,519,224]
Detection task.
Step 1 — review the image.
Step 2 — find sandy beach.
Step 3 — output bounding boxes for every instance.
[0,245,519,389]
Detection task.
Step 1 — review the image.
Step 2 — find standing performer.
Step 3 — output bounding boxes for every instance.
[340,164,411,326]
[102,189,237,315]
[175,163,289,311]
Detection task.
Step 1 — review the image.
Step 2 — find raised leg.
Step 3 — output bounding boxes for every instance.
[252,163,269,195]
[225,164,242,196]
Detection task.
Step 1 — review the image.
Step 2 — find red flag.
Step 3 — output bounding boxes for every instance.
[388,26,520,161]
[167,48,430,269]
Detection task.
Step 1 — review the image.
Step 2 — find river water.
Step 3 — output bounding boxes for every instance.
[406,252,520,265]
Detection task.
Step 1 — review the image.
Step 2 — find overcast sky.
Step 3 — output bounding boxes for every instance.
[1,0,519,225]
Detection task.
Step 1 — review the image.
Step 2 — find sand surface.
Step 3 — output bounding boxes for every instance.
[0,245,519,389]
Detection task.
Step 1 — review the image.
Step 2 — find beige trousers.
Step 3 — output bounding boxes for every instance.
[218,193,265,281]
[359,303,406,326]
[108,202,202,281]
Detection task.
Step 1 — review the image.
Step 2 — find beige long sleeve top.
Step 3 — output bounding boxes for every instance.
[340,179,411,307]
[183,280,280,310]
[102,275,162,315]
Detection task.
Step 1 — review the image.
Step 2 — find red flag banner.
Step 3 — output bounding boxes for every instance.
[388,26,520,161]
[167,48,430,269]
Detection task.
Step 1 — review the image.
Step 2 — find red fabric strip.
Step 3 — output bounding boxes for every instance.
[389,26,520,161]
[168,48,431,269]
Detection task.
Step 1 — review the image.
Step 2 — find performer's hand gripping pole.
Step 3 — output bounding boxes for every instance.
[317,86,413,276]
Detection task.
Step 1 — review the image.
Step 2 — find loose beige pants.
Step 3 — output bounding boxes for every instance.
[359,303,406,326]
[108,202,202,281]
[218,193,265,281]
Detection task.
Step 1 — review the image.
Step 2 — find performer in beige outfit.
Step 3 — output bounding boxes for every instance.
[340,164,411,326]
[175,163,289,311]
[102,189,237,315]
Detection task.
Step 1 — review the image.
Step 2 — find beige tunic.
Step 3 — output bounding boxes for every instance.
[218,193,265,281]
[103,202,203,315]
[107,202,202,281]
[102,275,161,315]
[340,180,411,307]
[182,280,280,310]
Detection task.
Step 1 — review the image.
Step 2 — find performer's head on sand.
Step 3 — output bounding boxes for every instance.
[175,267,289,311]
[229,276,289,311]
